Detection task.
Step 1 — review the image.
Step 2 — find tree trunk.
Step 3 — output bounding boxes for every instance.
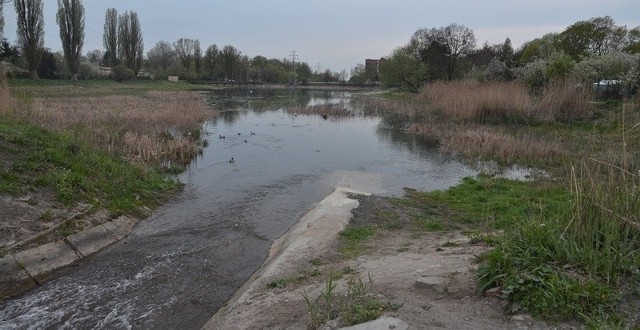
[31,70,39,80]
[71,73,78,80]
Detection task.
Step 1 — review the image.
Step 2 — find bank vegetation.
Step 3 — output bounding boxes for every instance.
[366,77,640,327]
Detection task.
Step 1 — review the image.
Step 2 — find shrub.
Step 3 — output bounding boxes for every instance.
[112,64,133,82]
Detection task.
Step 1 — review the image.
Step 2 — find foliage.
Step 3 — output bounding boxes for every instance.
[111,64,132,81]
[379,47,427,92]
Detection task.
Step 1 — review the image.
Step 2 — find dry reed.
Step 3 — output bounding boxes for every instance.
[407,122,565,163]
[0,70,19,115]
[418,80,533,123]
[537,80,593,122]
[417,80,592,123]
[27,92,213,165]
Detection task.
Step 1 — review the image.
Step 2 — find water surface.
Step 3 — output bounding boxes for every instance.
[0,89,477,329]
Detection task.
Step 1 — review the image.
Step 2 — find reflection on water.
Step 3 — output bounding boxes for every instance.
[0,88,478,330]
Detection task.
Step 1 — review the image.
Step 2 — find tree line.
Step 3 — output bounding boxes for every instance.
[370,17,640,94]
[0,0,348,83]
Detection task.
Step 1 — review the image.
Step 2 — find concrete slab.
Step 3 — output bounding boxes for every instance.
[102,216,137,240]
[339,316,409,330]
[13,240,81,280]
[0,255,36,298]
[67,223,118,257]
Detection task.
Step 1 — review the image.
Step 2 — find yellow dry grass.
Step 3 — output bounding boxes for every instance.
[407,122,564,163]
[26,92,213,165]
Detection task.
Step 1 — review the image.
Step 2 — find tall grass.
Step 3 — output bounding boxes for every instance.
[567,159,640,283]
[24,92,213,165]
[0,70,19,115]
[537,80,593,122]
[407,122,565,163]
[418,80,533,123]
[477,109,640,324]
[417,80,592,124]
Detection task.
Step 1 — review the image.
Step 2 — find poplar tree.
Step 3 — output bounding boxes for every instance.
[1,2,4,39]
[103,8,118,67]
[118,11,143,77]
[57,0,85,80]
[15,0,45,80]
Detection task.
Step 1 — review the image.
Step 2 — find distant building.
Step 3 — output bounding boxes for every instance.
[364,58,385,84]
[365,58,383,76]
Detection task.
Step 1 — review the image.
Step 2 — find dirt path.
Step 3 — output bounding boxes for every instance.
[204,189,578,329]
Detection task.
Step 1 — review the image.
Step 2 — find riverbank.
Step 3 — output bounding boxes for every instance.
[205,187,579,329]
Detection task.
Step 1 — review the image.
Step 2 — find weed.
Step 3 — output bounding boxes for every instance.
[301,274,395,328]
[441,241,460,248]
[267,279,288,289]
[58,219,77,236]
[39,210,54,221]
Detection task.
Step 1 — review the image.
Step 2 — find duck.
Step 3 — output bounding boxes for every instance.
[237,132,241,136]
[219,135,225,139]
[244,139,247,143]
[250,131,256,135]
[230,157,235,163]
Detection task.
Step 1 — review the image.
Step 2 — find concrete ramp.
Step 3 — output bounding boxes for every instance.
[203,187,369,329]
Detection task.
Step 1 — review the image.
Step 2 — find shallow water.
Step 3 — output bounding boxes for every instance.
[0,89,477,329]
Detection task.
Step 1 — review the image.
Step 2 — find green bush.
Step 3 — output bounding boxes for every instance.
[111,65,133,82]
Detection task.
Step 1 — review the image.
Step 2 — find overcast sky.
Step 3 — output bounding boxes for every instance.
[3,1,640,73]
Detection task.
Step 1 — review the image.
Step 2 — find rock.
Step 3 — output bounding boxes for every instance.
[414,276,449,294]
[339,316,408,330]
[511,314,533,322]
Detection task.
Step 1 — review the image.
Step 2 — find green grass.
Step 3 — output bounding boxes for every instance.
[475,160,640,325]
[0,117,180,217]
[338,226,377,258]
[391,175,570,230]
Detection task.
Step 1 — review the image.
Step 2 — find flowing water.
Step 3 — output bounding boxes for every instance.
[0,89,478,329]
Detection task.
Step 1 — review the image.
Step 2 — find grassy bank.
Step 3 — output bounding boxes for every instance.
[356,80,640,326]
[0,76,216,247]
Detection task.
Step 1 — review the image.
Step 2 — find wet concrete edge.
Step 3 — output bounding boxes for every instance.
[0,215,137,300]
[202,187,371,329]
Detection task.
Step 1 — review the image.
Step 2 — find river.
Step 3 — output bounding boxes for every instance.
[0,89,477,329]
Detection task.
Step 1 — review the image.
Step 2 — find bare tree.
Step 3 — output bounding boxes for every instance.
[174,38,195,70]
[204,44,219,79]
[147,40,175,70]
[410,23,476,80]
[56,0,84,80]
[103,8,117,66]
[15,0,45,79]
[118,11,143,77]
[221,45,241,81]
